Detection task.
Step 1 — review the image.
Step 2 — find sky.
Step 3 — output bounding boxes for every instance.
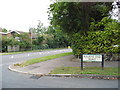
[0,0,51,32]
[0,0,118,32]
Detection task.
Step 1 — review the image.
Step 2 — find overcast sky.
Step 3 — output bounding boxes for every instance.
[0,0,117,32]
[0,0,51,32]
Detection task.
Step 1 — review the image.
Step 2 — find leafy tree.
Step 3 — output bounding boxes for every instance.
[2,37,19,52]
[48,2,112,35]
[36,20,45,35]
[45,26,69,48]
[32,36,44,46]
[2,28,8,32]
[48,2,116,55]
[18,33,32,49]
[29,20,47,35]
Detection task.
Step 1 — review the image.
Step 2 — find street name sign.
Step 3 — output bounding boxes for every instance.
[80,54,104,70]
[83,54,102,62]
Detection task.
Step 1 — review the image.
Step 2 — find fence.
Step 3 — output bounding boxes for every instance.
[7,45,20,52]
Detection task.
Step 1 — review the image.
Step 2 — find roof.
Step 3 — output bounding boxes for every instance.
[0,32,9,35]
[9,30,20,34]
[0,30,28,35]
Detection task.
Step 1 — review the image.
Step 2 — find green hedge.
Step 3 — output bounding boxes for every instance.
[70,18,120,55]
[71,28,120,55]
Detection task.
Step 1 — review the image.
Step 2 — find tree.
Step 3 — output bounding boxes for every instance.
[48,2,112,35]
[45,26,69,48]
[2,28,8,32]
[48,2,119,55]
[2,37,19,52]
[29,20,46,36]
[18,33,32,49]
[32,36,44,45]
[36,20,44,34]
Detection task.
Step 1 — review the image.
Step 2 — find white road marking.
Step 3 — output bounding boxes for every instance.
[11,56,14,58]
[5,49,72,59]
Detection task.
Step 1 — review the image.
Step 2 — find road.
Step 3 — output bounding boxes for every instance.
[0,49,118,88]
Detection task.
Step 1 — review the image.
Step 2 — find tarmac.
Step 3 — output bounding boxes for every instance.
[8,55,119,80]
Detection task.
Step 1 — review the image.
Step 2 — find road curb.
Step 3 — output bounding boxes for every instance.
[8,64,119,80]
[8,64,45,76]
[45,74,119,80]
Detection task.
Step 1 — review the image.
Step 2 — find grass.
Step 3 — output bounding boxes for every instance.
[50,67,118,76]
[1,48,67,55]
[16,52,73,67]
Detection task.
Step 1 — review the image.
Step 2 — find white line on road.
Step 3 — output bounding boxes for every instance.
[0,64,2,66]
[11,56,14,58]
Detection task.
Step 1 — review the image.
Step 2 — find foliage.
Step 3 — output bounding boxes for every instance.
[29,20,46,35]
[2,37,19,52]
[48,2,120,55]
[32,36,44,45]
[71,18,120,55]
[48,2,112,35]
[2,28,8,32]
[45,26,69,48]
[18,33,32,49]
[29,20,69,49]
[29,24,69,50]
[36,20,47,35]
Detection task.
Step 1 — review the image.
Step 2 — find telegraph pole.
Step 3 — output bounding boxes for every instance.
[29,27,33,51]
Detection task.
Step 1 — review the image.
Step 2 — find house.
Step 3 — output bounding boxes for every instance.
[0,28,8,37]
[1,28,31,52]
[29,28,38,40]
[0,28,28,39]
[29,32,38,40]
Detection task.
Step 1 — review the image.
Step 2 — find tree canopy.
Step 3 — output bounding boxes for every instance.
[48,2,112,35]
[48,2,120,55]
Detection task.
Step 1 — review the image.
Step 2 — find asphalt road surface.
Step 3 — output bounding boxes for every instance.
[0,49,118,89]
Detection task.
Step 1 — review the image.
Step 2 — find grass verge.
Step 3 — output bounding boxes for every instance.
[16,52,73,67]
[1,48,67,55]
[50,67,118,76]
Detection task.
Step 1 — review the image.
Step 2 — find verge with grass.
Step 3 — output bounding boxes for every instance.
[1,48,67,55]
[50,67,118,76]
[15,52,73,67]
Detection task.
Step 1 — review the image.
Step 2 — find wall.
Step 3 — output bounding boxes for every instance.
[7,45,20,52]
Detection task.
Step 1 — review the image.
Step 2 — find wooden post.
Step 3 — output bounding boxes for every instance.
[81,54,83,70]
[102,54,104,70]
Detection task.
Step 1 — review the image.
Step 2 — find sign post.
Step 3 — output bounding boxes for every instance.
[102,54,104,70]
[80,54,83,70]
[80,54,104,70]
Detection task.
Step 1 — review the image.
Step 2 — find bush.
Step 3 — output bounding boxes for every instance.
[71,18,120,55]
[2,37,19,52]
[40,44,49,49]
[71,29,120,55]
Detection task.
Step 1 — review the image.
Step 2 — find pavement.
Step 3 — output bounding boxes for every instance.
[8,55,119,79]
